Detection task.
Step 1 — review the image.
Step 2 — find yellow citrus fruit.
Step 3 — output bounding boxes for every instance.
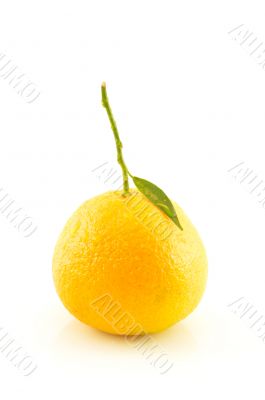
[52,189,207,335]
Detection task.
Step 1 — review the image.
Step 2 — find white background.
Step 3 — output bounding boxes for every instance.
[0,0,265,398]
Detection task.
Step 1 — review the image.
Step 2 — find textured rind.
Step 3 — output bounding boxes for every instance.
[52,190,208,335]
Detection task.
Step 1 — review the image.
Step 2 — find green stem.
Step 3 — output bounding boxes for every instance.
[101,82,130,195]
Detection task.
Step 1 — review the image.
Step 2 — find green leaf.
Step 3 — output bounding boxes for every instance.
[132,176,183,231]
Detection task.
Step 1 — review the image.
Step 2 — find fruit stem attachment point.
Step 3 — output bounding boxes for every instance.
[101,82,130,195]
